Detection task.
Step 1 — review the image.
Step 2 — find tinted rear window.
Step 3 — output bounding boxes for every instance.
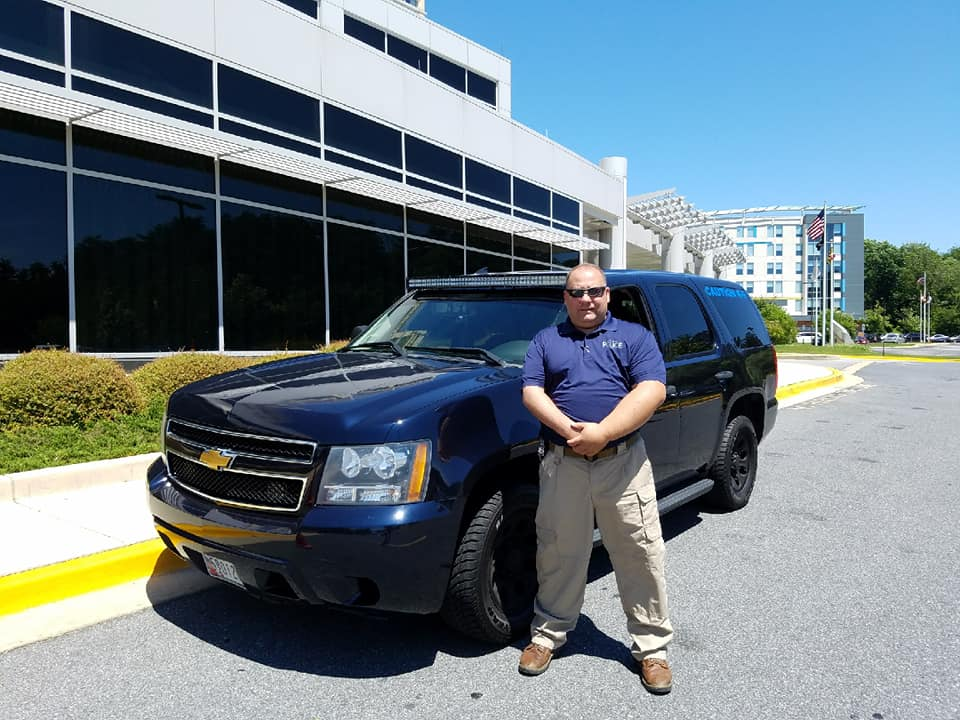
[704,285,770,349]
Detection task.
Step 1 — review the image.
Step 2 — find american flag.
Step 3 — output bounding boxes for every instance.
[808,209,825,246]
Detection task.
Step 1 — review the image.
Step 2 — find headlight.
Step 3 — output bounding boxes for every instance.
[317,440,431,505]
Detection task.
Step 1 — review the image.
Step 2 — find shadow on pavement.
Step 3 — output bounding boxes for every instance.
[146,502,707,678]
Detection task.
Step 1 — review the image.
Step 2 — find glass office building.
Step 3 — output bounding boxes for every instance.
[0,0,623,356]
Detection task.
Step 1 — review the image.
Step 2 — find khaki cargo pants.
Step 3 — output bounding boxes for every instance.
[530,438,673,660]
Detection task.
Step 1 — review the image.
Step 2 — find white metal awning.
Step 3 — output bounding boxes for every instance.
[0,77,606,252]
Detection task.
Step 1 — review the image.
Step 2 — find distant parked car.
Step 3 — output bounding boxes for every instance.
[903,332,922,342]
[929,334,950,343]
[796,331,823,345]
[952,334,960,343]
[880,333,905,343]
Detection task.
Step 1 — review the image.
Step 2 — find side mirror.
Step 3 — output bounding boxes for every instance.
[350,324,368,340]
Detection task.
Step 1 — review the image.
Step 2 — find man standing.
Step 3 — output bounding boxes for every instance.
[519,263,674,694]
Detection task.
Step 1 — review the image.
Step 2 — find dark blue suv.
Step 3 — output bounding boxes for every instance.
[148,270,778,642]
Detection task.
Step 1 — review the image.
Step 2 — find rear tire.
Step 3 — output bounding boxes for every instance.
[440,485,539,644]
[706,415,758,510]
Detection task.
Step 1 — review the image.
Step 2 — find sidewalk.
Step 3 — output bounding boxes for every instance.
[0,358,847,650]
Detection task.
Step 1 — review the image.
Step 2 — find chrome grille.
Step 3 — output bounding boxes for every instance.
[164,418,318,512]
[167,454,303,510]
[166,419,315,462]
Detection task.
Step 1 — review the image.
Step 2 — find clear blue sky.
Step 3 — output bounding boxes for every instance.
[428,0,960,252]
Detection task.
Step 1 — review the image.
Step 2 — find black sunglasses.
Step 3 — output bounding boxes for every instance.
[564,286,606,299]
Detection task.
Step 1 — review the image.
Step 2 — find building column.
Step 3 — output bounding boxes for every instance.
[698,250,716,277]
[599,156,627,269]
[662,229,686,272]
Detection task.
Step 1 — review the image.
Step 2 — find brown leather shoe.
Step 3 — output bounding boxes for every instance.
[518,643,553,676]
[639,658,672,694]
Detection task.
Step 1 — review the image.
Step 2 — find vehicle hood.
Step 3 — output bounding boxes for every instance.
[166,351,519,444]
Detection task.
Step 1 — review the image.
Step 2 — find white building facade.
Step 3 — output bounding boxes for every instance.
[0,0,631,356]
[704,207,866,325]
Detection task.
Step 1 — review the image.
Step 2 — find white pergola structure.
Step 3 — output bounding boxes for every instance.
[625,189,741,274]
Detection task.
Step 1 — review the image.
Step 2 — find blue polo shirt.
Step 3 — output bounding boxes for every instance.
[522,313,666,446]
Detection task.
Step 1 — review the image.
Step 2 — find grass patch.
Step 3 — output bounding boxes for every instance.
[0,398,165,474]
[776,343,879,355]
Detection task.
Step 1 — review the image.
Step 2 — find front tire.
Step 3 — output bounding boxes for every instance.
[706,415,758,510]
[440,485,539,644]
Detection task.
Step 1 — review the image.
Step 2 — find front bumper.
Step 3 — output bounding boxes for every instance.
[147,457,459,615]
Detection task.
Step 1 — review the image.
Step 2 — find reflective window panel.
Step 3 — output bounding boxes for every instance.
[407,208,464,244]
[513,235,550,263]
[71,14,212,107]
[0,0,63,64]
[275,0,317,18]
[429,54,466,92]
[465,159,510,204]
[0,161,67,352]
[408,238,464,279]
[467,71,496,106]
[220,162,323,216]
[327,222,404,340]
[0,54,63,86]
[221,203,325,350]
[326,187,403,233]
[72,77,213,128]
[343,15,384,50]
[0,108,65,165]
[466,249,511,274]
[218,65,320,141]
[466,224,511,255]
[324,103,402,168]
[513,178,550,216]
[73,127,214,193]
[552,192,579,227]
[219,119,322,158]
[387,34,427,71]
[73,176,217,351]
[405,135,462,188]
[551,245,580,268]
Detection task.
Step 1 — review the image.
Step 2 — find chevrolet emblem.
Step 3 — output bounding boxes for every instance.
[199,448,236,471]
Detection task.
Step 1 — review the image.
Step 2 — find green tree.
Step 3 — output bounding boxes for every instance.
[754,299,797,345]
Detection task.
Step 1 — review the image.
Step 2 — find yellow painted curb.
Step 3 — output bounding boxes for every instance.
[0,539,187,617]
[776,369,845,401]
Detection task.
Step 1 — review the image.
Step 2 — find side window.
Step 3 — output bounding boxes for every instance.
[654,284,715,361]
[608,287,649,326]
[704,285,772,349]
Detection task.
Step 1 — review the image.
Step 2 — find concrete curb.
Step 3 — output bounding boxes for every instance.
[0,452,159,502]
[775,369,845,400]
[0,538,185,618]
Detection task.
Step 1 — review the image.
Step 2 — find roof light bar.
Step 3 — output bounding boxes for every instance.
[408,272,566,290]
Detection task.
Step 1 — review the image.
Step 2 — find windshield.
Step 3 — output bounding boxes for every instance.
[348,291,567,365]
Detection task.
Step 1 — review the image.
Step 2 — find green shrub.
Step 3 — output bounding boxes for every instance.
[0,350,138,429]
[754,299,798,345]
[131,353,247,405]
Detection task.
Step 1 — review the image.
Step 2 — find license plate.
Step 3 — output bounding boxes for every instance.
[202,554,244,588]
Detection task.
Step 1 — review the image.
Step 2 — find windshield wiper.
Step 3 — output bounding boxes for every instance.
[340,340,407,357]
[409,346,505,367]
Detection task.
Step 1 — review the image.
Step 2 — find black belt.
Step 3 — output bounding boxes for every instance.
[550,439,629,462]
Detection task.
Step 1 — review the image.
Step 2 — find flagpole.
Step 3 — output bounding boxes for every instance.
[804,210,815,338]
[823,203,834,347]
[821,202,827,345]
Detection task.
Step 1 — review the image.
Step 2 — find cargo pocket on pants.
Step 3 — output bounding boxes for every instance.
[633,485,663,543]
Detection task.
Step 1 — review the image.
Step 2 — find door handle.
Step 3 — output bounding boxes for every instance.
[714,370,733,382]
[665,385,678,398]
